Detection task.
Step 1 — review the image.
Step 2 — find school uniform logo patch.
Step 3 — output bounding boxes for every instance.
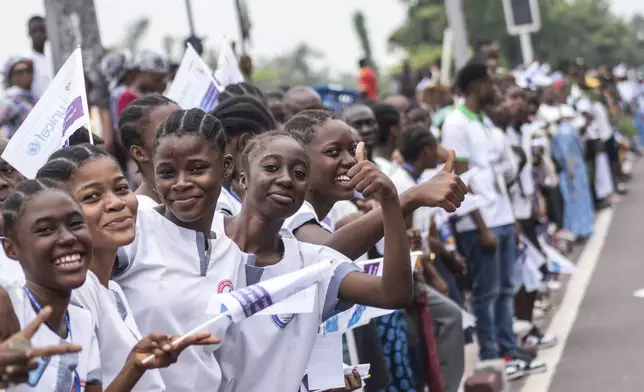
[271,314,295,329]
[217,280,234,293]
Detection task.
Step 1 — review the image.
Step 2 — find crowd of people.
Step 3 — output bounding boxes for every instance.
[0,13,643,392]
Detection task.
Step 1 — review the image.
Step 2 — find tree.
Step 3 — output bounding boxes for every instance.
[390,0,644,71]
[121,17,150,58]
[353,11,376,69]
[162,35,180,63]
[253,43,332,90]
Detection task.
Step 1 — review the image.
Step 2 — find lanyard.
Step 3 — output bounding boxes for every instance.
[24,287,82,392]
[401,163,420,181]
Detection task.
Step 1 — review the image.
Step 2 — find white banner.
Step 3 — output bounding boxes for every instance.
[2,47,90,178]
[213,39,245,88]
[207,258,338,323]
[539,236,577,275]
[166,43,222,112]
[322,252,422,334]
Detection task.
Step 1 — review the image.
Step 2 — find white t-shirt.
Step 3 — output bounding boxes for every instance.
[3,283,101,392]
[0,249,25,286]
[216,188,243,216]
[213,220,360,392]
[71,271,165,391]
[135,194,159,210]
[24,49,53,101]
[441,106,515,232]
[114,208,247,392]
[592,102,615,142]
[283,201,328,233]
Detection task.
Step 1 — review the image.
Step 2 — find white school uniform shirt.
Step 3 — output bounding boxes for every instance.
[0,248,25,286]
[212,215,360,392]
[441,105,515,232]
[216,187,243,216]
[135,194,159,210]
[71,271,165,391]
[24,48,53,101]
[283,200,330,233]
[2,283,101,392]
[113,208,247,392]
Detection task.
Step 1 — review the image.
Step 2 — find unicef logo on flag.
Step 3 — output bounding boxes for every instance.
[27,141,41,156]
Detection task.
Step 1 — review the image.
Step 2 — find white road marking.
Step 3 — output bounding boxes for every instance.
[520,208,614,392]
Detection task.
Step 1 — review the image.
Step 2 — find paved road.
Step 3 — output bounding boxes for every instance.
[535,161,644,391]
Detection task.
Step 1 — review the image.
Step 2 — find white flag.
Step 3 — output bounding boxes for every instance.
[207,258,338,323]
[166,43,222,112]
[323,251,422,334]
[2,48,90,179]
[213,39,245,88]
[539,236,577,275]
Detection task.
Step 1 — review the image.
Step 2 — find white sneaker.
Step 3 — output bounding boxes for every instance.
[505,359,527,381]
[547,280,562,291]
[532,308,545,320]
[513,319,533,335]
[522,326,559,349]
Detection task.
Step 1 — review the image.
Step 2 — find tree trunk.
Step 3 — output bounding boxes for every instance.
[44,0,108,108]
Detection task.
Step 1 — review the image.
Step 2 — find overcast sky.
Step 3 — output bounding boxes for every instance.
[0,0,642,74]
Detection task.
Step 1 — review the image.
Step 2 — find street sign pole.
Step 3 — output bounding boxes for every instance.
[502,0,541,66]
[519,32,534,66]
[445,0,470,70]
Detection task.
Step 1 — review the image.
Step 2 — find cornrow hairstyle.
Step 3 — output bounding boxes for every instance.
[283,109,336,145]
[68,127,105,146]
[371,103,401,146]
[241,130,310,174]
[36,143,111,183]
[211,95,276,139]
[397,126,437,163]
[218,82,267,106]
[154,108,227,154]
[118,95,176,153]
[2,178,69,239]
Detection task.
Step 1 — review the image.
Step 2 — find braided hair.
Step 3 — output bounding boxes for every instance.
[154,108,227,154]
[118,95,177,153]
[240,131,310,174]
[2,179,70,239]
[397,126,437,163]
[371,103,401,146]
[218,82,267,105]
[211,95,276,139]
[36,144,112,183]
[283,109,336,145]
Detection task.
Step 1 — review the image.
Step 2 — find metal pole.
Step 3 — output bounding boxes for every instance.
[185,0,196,35]
[440,28,453,86]
[519,32,534,66]
[444,0,470,70]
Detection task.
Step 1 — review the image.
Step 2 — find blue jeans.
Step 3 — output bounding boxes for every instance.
[457,224,518,360]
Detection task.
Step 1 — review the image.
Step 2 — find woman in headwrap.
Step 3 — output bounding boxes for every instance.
[0,57,36,138]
